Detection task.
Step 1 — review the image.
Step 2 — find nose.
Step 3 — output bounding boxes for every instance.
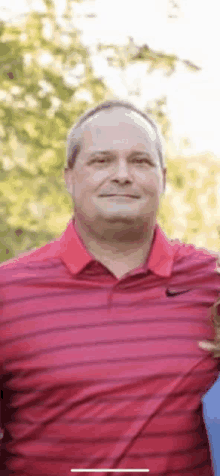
[111,159,132,184]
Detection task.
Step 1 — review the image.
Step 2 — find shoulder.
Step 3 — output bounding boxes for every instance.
[167,238,220,295]
[172,238,219,270]
[0,238,62,283]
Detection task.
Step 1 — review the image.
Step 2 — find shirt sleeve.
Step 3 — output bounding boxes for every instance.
[202,372,220,476]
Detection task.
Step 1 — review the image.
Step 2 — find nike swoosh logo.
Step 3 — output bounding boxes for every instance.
[166,288,192,297]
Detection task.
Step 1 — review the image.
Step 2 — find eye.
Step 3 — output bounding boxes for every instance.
[93,157,111,164]
[133,158,151,164]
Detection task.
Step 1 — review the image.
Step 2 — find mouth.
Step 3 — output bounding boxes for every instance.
[100,194,139,198]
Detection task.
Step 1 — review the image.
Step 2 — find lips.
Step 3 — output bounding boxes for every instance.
[100,194,139,198]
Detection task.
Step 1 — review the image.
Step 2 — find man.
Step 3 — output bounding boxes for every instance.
[65,100,166,280]
[0,99,220,476]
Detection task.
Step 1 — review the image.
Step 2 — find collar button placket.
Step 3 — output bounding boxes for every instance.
[107,285,115,311]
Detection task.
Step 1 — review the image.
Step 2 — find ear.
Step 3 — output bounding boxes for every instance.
[162,167,167,195]
[64,168,74,196]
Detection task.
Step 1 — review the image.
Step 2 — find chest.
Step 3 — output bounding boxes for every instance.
[1,280,218,393]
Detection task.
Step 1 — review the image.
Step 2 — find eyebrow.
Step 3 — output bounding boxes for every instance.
[88,150,154,160]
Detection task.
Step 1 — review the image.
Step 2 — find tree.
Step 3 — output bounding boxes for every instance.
[159,151,220,252]
[0,0,109,262]
[1,0,219,264]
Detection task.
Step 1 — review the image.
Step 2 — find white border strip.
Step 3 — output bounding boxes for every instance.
[71,470,150,473]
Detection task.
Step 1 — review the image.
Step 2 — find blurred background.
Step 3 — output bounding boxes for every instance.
[1,0,220,266]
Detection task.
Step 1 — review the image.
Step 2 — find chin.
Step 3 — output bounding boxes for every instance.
[99,211,142,225]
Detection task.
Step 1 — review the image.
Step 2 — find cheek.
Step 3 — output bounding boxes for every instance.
[73,170,107,198]
[81,170,109,187]
[92,169,110,183]
[135,171,162,192]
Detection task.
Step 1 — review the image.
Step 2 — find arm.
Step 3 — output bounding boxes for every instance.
[198,295,220,358]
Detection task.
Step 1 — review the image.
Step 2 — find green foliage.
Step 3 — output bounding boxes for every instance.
[158,152,220,252]
[0,0,218,264]
[0,0,109,261]
[97,36,201,75]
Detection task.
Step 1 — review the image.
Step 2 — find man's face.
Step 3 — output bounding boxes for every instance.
[65,107,166,239]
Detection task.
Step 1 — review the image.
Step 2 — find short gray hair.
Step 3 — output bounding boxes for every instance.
[66,99,165,170]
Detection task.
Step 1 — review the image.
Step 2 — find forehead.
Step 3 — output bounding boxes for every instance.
[81,107,158,154]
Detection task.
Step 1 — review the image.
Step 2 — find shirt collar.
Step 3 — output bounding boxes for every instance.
[57,217,177,278]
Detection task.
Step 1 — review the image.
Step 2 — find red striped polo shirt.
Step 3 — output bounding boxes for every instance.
[0,218,220,476]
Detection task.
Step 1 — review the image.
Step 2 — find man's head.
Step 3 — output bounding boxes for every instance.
[64,100,167,243]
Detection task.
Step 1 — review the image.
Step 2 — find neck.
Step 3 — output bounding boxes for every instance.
[74,217,156,276]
